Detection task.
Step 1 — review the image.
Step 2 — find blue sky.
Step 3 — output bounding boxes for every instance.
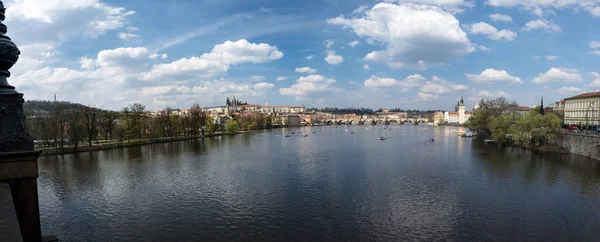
[6,0,600,111]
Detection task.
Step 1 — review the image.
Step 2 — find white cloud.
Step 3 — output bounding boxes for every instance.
[279,75,338,96]
[420,76,467,94]
[473,44,491,52]
[545,55,559,60]
[276,76,288,81]
[324,51,343,65]
[468,22,517,40]
[469,89,508,101]
[533,55,541,59]
[522,19,561,32]
[416,92,440,100]
[295,67,317,73]
[466,69,522,84]
[390,0,474,13]
[352,5,370,14]
[249,75,266,82]
[306,55,314,60]
[588,72,600,87]
[324,40,335,49]
[126,26,139,31]
[363,74,426,90]
[590,41,600,49]
[161,53,168,60]
[489,13,513,22]
[485,0,600,17]
[557,86,583,96]
[253,82,274,90]
[591,51,600,56]
[364,76,398,87]
[149,53,160,59]
[348,40,360,48]
[79,57,95,70]
[142,39,283,80]
[363,64,371,70]
[118,32,140,40]
[532,67,584,83]
[327,2,474,69]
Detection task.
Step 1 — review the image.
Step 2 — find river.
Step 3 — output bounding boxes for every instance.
[38,125,600,241]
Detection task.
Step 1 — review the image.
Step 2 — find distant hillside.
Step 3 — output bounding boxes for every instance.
[23,100,101,116]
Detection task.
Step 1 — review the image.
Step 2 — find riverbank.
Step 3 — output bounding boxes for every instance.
[38,132,239,156]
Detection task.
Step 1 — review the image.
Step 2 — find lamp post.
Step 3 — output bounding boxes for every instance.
[0,1,44,241]
[586,101,597,132]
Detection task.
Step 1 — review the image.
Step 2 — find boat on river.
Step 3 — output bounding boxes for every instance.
[285,135,291,137]
[378,137,386,141]
[461,131,474,138]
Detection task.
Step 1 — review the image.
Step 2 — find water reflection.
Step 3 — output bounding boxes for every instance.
[37,125,600,241]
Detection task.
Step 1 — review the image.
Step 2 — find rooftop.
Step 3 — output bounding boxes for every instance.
[564,91,600,100]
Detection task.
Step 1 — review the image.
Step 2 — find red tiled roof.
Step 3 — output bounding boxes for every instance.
[448,112,459,115]
[508,106,532,111]
[564,91,600,100]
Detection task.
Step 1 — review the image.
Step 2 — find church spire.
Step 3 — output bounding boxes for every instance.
[540,96,545,115]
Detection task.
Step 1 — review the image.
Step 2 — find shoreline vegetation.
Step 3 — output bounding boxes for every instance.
[38,131,243,156]
[466,97,567,154]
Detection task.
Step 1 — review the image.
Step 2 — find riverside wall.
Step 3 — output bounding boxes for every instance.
[558,133,600,161]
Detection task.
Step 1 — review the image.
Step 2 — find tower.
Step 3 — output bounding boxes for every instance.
[457,96,466,124]
[540,96,545,115]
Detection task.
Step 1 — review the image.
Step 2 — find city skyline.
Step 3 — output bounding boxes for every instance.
[8,0,600,111]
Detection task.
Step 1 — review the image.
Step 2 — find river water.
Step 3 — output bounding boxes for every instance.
[38,125,600,241]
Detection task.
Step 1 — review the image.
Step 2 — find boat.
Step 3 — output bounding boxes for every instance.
[378,137,386,141]
[461,131,474,138]
[285,135,291,137]
[303,134,309,137]
[350,131,356,134]
[291,132,295,134]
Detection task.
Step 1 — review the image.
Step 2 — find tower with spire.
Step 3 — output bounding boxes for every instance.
[540,96,545,115]
[456,96,466,123]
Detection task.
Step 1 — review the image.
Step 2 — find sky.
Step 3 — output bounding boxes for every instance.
[6,0,600,111]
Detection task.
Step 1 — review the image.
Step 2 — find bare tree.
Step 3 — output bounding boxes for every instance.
[82,106,98,146]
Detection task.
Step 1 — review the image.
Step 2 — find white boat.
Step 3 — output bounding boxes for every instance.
[461,131,474,138]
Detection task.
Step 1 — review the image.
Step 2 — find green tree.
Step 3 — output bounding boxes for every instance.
[225,120,240,133]
[247,122,257,130]
[205,116,216,134]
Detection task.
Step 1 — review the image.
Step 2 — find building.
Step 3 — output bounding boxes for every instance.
[563,91,600,130]
[441,97,472,124]
[204,106,229,114]
[553,100,565,111]
[504,106,532,116]
[239,104,261,112]
[290,105,306,113]
[260,106,291,114]
[286,114,302,127]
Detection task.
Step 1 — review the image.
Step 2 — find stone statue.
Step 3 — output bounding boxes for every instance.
[0,0,20,94]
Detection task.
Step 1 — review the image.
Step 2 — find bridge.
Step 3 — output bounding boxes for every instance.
[314,116,430,125]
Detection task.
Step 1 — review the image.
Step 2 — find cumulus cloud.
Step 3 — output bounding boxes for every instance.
[522,19,561,32]
[324,51,343,65]
[118,32,140,40]
[249,75,266,82]
[466,69,522,84]
[348,40,360,48]
[295,67,317,73]
[306,55,314,60]
[324,40,335,49]
[489,13,513,22]
[420,76,468,94]
[327,2,474,69]
[588,72,600,87]
[352,5,370,14]
[79,57,96,70]
[364,74,426,90]
[142,39,283,80]
[253,82,274,90]
[468,22,517,40]
[416,92,440,100]
[532,67,583,83]
[390,0,474,12]
[486,0,600,17]
[545,55,559,60]
[468,88,508,102]
[590,41,600,55]
[363,64,371,70]
[279,75,338,96]
[276,76,288,81]
[557,86,583,96]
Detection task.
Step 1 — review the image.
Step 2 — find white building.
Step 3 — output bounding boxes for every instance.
[440,97,472,124]
[564,91,600,130]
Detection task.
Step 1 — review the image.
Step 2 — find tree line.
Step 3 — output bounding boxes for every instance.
[466,97,563,148]
[25,101,277,152]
